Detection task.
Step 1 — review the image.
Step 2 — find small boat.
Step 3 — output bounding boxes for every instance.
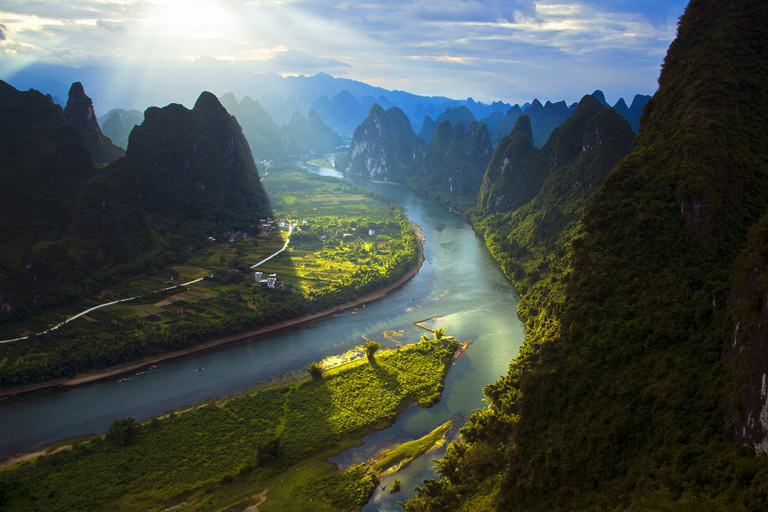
[149,365,157,370]
[118,378,127,383]
[196,367,204,372]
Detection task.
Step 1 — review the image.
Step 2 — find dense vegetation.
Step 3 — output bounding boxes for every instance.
[408,1,768,510]
[0,167,421,389]
[406,120,494,211]
[0,335,459,511]
[0,83,271,327]
[473,96,635,351]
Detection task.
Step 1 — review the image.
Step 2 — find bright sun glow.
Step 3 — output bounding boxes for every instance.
[148,1,233,35]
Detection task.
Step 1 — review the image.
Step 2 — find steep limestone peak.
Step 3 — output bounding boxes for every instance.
[64,82,124,164]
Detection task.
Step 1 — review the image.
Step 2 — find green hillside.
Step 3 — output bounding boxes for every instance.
[408,1,768,510]
[406,119,493,211]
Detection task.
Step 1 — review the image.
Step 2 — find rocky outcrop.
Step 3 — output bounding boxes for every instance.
[345,104,422,181]
[725,214,768,452]
[64,82,124,164]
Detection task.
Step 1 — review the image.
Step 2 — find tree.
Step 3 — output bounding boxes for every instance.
[363,340,382,362]
[106,417,137,446]
[307,361,323,380]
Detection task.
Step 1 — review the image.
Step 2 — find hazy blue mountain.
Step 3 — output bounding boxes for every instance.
[219,93,282,160]
[99,108,143,149]
[435,105,476,129]
[280,109,343,157]
[463,97,512,121]
[310,89,367,136]
[523,99,571,146]
[592,89,650,132]
[418,115,437,142]
[484,104,524,145]
[627,94,651,131]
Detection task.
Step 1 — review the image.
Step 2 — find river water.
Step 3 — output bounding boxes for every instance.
[0,164,524,509]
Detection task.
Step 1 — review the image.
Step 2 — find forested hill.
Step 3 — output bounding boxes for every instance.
[405,120,493,211]
[126,91,271,228]
[344,104,422,181]
[408,0,768,510]
[0,84,271,323]
[473,95,634,345]
[477,95,627,213]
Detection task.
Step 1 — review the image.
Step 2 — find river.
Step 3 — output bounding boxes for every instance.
[0,163,524,509]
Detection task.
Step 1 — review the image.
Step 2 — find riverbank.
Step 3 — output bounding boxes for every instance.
[0,228,425,399]
[0,335,457,511]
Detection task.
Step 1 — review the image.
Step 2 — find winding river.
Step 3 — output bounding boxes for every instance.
[0,164,524,510]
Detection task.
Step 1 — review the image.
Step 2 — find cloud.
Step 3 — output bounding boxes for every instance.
[580,0,688,28]
[266,49,350,71]
[0,23,6,40]
[0,0,688,106]
[0,0,135,20]
[96,19,126,34]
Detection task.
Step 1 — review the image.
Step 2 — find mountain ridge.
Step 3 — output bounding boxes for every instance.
[407,0,768,509]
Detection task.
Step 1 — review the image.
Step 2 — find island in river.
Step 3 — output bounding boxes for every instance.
[0,332,459,512]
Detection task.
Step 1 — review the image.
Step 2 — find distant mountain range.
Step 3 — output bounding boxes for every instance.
[9,63,650,143]
[342,88,646,209]
[216,93,343,160]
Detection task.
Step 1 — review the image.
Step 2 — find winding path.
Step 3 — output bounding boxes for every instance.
[0,223,293,344]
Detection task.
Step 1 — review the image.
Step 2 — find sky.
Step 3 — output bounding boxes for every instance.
[0,0,689,107]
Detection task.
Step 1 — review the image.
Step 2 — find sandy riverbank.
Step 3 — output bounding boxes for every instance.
[0,231,426,399]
